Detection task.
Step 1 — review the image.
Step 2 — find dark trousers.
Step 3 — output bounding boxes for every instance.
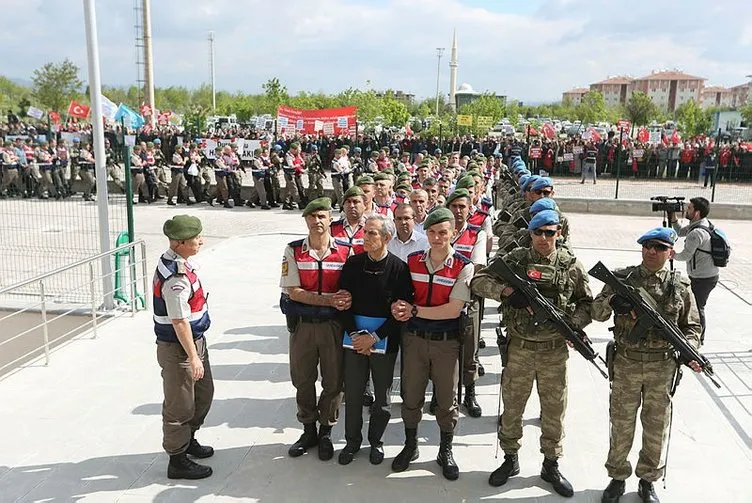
[691,276,718,343]
[343,349,398,448]
[156,336,214,455]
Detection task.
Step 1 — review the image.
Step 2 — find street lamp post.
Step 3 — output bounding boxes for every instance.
[435,47,445,117]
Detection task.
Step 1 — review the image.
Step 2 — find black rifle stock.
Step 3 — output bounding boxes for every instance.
[587,261,721,389]
[490,258,608,379]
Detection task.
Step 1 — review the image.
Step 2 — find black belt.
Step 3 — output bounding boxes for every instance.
[409,330,460,341]
[509,337,566,351]
[298,315,335,324]
[618,346,673,362]
[171,167,185,172]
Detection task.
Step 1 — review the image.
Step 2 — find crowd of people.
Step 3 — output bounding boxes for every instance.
[153,142,716,503]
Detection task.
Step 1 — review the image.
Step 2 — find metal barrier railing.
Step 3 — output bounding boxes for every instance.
[0,240,149,377]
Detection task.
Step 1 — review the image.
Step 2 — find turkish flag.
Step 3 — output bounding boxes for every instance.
[588,127,601,143]
[405,123,413,137]
[528,126,538,136]
[671,130,681,145]
[637,127,649,143]
[49,111,61,124]
[542,123,556,139]
[67,101,91,120]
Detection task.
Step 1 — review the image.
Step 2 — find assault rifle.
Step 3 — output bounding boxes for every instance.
[588,261,721,388]
[490,258,608,378]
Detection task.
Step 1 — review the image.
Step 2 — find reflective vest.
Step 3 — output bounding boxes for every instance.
[290,238,350,294]
[152,255,210,343]
[406,249,470,332]
[480,196,493,213]
[23,145,34,160]
[330,221,365,255]
[452,224,481,259]
[468,209,489,228]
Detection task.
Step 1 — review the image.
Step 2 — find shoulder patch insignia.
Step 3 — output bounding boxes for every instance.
[170,283,186,293]
[281,256,289,277]
[527,269,542,280]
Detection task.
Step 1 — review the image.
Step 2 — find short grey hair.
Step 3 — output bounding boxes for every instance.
[365,214,395,238]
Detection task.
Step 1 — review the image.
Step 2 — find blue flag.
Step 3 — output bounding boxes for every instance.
[114,103,145,129]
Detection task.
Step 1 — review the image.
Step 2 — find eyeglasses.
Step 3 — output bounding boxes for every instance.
[395,216,413,222]
[531,229,557,238]
[642,242,670,252]
[535,189,553,196]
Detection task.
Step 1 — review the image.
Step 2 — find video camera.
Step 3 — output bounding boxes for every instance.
[650,195,684,214]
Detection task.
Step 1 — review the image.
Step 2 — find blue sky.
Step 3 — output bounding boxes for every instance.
[1,0,749,103]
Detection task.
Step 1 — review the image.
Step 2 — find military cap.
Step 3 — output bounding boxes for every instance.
[273,144,283,151]
[154,139,162,145]
[445,188,471,207]
[356,175,374,186]
[531,177,553,192]
[163,215,203,240]
[419,161,430,168]
[302,197,332,216]
[530,198,558,216]
[146,142,154,147]
[310,144,318,150]
[434,148,442,155]
[455,175,476,189]
[383,167,395,175]
[637,227,678,247]
[353,146,362,153]
[518,174,531,188]
[395,182,412,192]
[373,172,390,182]
[73,137,81,143]
[523,175,541,192]
[397,172,411,181]
[527,210,560,230]
[289,142,300,149]
[4,140,12,147]
[342,185,365,201]
[423,206,454,229]
[370,151,379,158]
[214,146,222,152]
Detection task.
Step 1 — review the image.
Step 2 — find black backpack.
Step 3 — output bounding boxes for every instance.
[695,221,731,267]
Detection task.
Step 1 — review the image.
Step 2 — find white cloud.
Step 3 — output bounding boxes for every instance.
[0,0,748,103]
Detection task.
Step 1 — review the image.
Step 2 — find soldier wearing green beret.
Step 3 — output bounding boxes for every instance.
[356,175,377,216]
[372,172,395,218]
[154,215,215,480]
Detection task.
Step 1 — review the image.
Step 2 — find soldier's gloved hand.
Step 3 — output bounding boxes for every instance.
[609,295,633,315]
[506,290,530,309]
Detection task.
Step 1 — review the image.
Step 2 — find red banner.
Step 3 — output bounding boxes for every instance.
[542,123,556,139]
[49,111,61,124]
[158,111,171,126]
[277,105,357,135]
[140,104,153,117]
[529,147,542,159]
[637,127,649,143]
[67,101,90,120]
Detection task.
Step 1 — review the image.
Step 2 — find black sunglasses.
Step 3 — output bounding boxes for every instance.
[643,242,670,252]
[532,229,557,238]
[535,189,553,196]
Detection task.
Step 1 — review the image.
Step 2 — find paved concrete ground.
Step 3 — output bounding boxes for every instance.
[0,208,750,502]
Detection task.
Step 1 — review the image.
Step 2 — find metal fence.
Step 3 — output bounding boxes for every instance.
[0,240,148,378]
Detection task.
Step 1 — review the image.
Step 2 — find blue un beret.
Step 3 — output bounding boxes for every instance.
[518,175,531,189]
[528,210,560,230]
[530,198,558,216]
[523,175,540,192]
[531,177,554,192]
[637,227,678,247]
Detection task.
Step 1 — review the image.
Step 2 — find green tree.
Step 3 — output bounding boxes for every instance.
[261,77,289,114]
[675,99,710,136]
[505,99,520,126]
[624,91,657,126]
[741,103,752,127]
[575,91,606,124]
[0,76,30,113]
[31,59,83,112]
[382,98,410,126]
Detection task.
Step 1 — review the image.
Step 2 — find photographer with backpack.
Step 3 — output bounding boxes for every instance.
[669,196,730,344]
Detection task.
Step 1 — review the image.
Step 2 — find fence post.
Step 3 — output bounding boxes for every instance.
[140,241,149,310]
[39,281,50,366]
[614,127,624,200]
[711,128,721,203]
[89,262,99,339]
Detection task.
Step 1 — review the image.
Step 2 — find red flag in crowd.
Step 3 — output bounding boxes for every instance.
[528,126,538,136]
[405,122,413,137]
[588,127,601,143]
[542,122,556,139]
[140,104,152,117]
[157,111,171,125]
[48,111,61,124]
[671,130,681,145]
[67,101,91,120]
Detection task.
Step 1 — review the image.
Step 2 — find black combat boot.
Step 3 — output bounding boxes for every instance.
[463,383,482,418]
[638,479,660,503]
[541,457,574,497]
[436,431,459,480]
[167,198,176,205]
[391,427,419,472]
[167,453,212,480]
[318,424,334,461]
[186,437,214,458]
[488,453,519,487]
[602,479,626,502]
[288,423,318,457]
[337,443,360,465]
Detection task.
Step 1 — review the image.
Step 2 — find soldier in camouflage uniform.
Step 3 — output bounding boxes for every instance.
[592,227,702,503]
[306,144,325,201]
[104,139,124,193]
[471,210,592,498]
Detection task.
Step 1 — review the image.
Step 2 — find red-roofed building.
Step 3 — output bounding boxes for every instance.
[561,88,589,106]
[590,76,633,107]
[631,70,706,112]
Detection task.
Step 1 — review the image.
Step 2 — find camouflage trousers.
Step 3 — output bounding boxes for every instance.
[606,352,676,482]
[307,173,324,200]
[499,338,568,459]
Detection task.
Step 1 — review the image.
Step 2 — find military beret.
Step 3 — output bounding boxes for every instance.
[445,188,471,207]
[467,162,479,170]
[517,169,531,177]
[273,144,283,151]
[434,148,442,154]
[397,173,411,181]
[518,175,531,188]
[163,215,203,240]
[419,161,430,168]
[353,147,361,153]
[370,151,379,158]
[530,198,558,216]
[396,182,412,192]
[146,142,154,147]
[343,185,365,201]
[528,210,560,230]
[310,144,318,150]
[373,172,390,182]
[423,206,454,229]
[154,139,162,145]
[531,177,553,192]
[523,175,541,191]
[383,167,395,175]
[214,146,222,152]
[289,142,300,149]
[637,227,678,247]
[302,197,332,216]
[356,175,374,186]
[455,175,476,189]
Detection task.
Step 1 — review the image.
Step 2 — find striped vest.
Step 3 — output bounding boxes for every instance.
[452,224,481,259]
[330,221,365,255]
[290,239,350,294]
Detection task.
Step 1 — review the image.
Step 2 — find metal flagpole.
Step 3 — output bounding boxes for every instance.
[83,0,114,309]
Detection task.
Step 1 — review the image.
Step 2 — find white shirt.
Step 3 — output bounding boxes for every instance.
[388,230,428,263]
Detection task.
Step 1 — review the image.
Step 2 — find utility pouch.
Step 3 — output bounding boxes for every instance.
[286,315,299,333]
[496,327,510,367]
[606,340,617,381]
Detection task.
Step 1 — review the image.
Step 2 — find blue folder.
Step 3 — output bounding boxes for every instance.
[343,315,387,354]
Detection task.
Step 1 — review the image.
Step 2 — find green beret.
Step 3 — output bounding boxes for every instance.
[423,207,454,229]
[289,142,300,149]
[467,162,479,170]
[419,161,430,168]
[373,172,390,182]
[343,185,365,201]
[163,215,203,240]
[445,188,471,207]
[356,175,374,186]
[146,142,154,147]
[455,176,476,189]
[396,182,411,191]
[370,151,379,158]
[383,167,395,175]
[302,197,332,216]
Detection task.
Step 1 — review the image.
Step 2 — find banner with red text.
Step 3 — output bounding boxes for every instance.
[277,105,357,135]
